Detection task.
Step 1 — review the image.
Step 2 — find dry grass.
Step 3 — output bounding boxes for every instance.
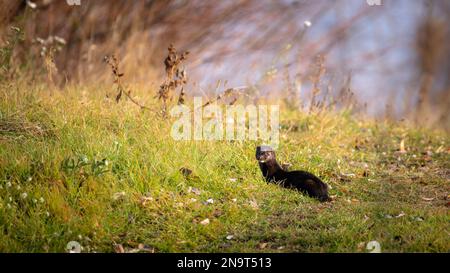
[0,81,449,253]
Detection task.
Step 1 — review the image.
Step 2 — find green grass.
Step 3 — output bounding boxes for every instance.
[0,83,449,253]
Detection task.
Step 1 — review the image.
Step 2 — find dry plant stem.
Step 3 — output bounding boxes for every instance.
[158,44,190,117]
[121,86,151,111]
[199,87,250,109]
[178,87,186,105]
[104,55,151,111]
[309,54,326,113]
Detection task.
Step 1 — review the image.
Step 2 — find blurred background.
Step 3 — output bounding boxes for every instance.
[0,0,449,128]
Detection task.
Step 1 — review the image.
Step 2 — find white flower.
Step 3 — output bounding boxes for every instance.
[304,20,312,27]
[39,197,45,203]
[226,235,234,240]
[16,185,21,190]
[33,198,37,203]
[205,198,214,205]
[21,192,28,199]
[45,211,50,217]
[27,177,32,182]
[200,218,210,225]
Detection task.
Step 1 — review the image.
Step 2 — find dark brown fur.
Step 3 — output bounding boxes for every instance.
[256,146,331,202]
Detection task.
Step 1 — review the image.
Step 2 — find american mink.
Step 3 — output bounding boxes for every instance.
[256,146,331,202]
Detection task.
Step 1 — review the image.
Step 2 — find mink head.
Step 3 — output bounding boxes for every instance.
[255,146,276,163]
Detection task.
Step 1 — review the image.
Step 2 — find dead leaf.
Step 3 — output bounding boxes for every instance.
[249,200,259,209]
[113,192,126,201]
[213,209,223,217]
[137,244,155,253]
[395,212,405,218]
[339,173,355,182]
[139,195,153,206]
[114,244,125,253]
[187,187,201,195]
[357,242,366,251]
[421,197,434,201]
[258,243,268,249]
[399,139,406,153]
[200,218,210,225]
[423,155,432,162]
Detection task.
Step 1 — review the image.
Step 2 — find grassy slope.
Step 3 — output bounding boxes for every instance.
[0,84,449,253]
